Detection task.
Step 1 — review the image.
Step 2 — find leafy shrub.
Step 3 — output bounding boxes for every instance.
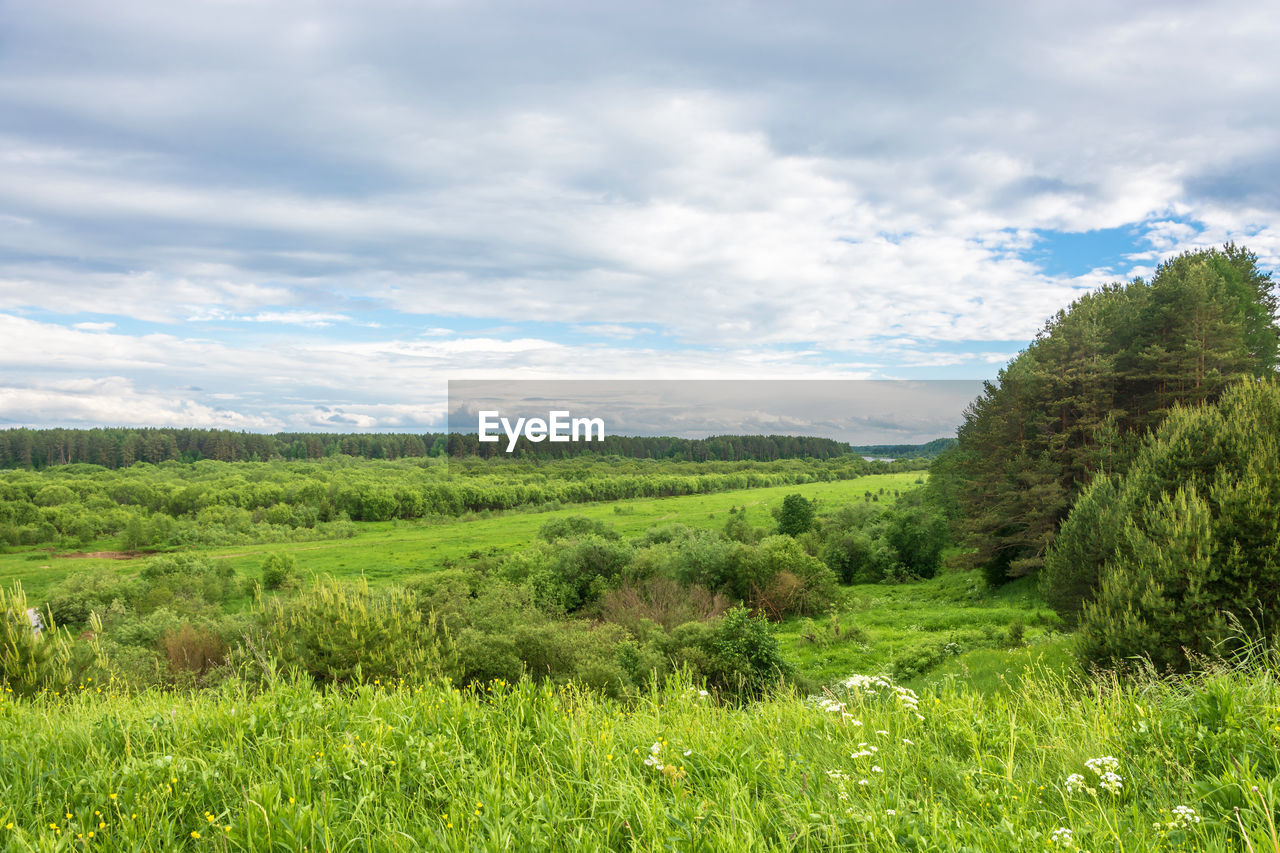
[139,554,237,610]
[45,569,144,627]
[660,606,791,697]
[256,577,455,684]
[1,584,104,696]
[538,515,619,542]
[260,551,298,591]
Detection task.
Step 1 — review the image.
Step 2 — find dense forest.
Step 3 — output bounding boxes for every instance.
[0,428,854,469]
[930,244,1279,585]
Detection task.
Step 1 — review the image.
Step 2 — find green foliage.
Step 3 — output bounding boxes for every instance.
[538,514,620,542]
[1065,379,1280,670]
[256,577,455,685]
[943,245,1279,585]
[260,551,297,591]
[1,583,103,696]
[775,493,815,536]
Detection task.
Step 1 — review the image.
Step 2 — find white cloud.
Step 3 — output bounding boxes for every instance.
[0,1,1277,427]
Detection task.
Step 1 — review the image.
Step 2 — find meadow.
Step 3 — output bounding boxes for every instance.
[1,453,1277,851]
[1,659,1277,851]
[0,469,922,599]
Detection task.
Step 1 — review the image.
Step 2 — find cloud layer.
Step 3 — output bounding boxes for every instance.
[1,1,1278,432]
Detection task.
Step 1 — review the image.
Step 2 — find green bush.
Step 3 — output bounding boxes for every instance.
[775,493,815,536]
[260,551,298,591]
[1,583,105,696]
[256,577,455,685]
[538,515,620,542]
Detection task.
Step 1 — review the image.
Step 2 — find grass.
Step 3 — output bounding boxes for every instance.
[0,471,923,599]
[0,660,1277,851]
[773,574,1065,689]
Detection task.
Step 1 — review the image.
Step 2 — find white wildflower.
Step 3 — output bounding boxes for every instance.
[1065,773,1088,795]
[1169,805,1201,828]
[1098,771,1123,794]
[1050,827,1073,847]
[885,809,896,816]
[1084,756,1119,775]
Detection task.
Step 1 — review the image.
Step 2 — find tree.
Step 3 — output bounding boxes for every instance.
[776,493,815,537]
[1058,379,1280,670]
[941,246,1278,585]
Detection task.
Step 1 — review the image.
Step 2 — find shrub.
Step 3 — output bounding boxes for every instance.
[597,576,729,632]
[256,577,455,685]
[45,569,144,627]
[538,515,620,542]
[1,583,104,696]
[260,551,298,591]
[160,623,228,680]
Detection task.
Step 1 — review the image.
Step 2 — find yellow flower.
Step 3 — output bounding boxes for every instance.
[191,830,200,839]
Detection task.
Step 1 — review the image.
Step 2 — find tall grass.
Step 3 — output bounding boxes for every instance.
[1,656,1277,851]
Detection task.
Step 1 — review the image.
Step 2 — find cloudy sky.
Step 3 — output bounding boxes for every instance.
[2,0,1278,432]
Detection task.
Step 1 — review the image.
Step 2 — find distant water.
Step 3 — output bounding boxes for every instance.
[861,456,896,462]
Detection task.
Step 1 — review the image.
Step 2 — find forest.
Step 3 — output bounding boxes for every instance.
[0,428,864,470]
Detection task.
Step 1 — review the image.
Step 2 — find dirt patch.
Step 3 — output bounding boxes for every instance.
[55,550,140,560]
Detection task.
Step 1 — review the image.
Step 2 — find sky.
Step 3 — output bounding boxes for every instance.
[2,0,1279,435]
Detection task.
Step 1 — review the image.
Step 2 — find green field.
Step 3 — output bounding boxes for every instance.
[0,470,922,598]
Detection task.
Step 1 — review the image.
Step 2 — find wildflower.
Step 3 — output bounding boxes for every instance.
[1097,771,1122,794]
[1084,757,1119,775]
[885,809,896,816]
[191,830,201,839]
[1050,827,1073,847]
[1169,805,1201,828]
[902,738,914,745]
[1064,774,1088,795]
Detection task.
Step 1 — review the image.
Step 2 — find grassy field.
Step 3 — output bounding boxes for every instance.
[0,471,923,598]
[1,660,1276,851]
[773,574,1070,690]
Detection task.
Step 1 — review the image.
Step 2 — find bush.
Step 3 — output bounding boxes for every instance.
[538,515,619,542]
[45,569,144,627]
[663,606,791,697]
[598,576,729,631]
[260,551,298,591]
[256,577,455,684]
[1,583,104,696]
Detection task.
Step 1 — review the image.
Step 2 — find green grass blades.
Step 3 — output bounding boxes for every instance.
[1,664,1278,851]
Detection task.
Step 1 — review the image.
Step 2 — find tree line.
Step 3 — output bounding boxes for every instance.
[0,428,857,470]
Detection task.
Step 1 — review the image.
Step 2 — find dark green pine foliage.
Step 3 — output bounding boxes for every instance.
[936,245,1278,586]
[1065,379,1280,670]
